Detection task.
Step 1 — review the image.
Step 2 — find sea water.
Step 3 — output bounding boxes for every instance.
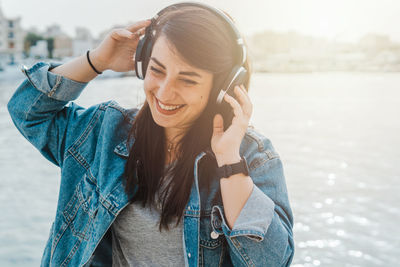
[1,70,399,266]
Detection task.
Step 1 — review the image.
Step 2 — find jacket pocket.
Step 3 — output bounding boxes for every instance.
[199,214,225,267]
[62,172,99,241]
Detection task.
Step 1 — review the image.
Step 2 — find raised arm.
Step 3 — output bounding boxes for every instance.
[49,19,151,82]
[48,52,102,83]
[7,20,151,167]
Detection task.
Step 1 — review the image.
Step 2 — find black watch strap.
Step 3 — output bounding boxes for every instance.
[216,157,249,179]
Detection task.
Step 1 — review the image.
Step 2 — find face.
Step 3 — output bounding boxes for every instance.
[143,35,213,133]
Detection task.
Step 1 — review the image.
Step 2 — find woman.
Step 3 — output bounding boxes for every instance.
[7,3,294,267]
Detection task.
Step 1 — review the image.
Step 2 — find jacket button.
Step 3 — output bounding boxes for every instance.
[188,252,191,258]
[210,230,219,239]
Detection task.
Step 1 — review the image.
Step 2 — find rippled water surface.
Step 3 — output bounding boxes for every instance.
[1,70,399,266]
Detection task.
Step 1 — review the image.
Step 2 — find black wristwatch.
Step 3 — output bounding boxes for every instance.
[216,156,250,179]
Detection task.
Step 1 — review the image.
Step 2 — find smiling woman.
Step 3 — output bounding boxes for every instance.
[124,3,252,234]
[7,2,294,267]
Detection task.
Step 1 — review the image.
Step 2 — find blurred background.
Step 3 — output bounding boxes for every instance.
[0,0,399,266]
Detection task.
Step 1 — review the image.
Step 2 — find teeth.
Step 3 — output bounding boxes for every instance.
[158,100,183,111]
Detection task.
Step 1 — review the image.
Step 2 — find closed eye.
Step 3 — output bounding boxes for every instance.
[150,66,163,74]
[181,79,198,85]
[150,66,198,85]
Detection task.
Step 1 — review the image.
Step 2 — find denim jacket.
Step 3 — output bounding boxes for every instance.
[7,61,294,267]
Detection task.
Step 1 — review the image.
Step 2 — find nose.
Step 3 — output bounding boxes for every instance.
[156,78,176,102]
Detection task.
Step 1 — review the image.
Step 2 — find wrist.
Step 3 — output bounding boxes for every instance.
[216,156,250,180]
[216,154,241,167]
[88,49,108,73]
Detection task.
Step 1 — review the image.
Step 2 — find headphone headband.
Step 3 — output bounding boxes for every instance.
[152,1,246,65]
[152,2,246,61]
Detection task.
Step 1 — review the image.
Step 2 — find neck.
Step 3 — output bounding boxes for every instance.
[164,126,187,166]
[164,126,186,147]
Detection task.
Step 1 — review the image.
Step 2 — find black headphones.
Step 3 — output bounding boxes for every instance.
[134,1,248,104]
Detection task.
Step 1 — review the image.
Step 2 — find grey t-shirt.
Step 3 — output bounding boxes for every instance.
[111,168,185,266]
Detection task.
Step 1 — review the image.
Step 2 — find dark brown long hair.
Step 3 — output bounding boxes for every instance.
[123,6,252,232]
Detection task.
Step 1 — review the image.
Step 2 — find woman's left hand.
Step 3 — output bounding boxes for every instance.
[211,84,253,167]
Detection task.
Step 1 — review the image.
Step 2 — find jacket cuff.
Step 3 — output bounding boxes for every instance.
[211,185,275,242]
[20,61,88,102]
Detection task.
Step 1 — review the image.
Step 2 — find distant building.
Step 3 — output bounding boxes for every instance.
[72,27,95,57]
[43,24,73,59]
[43,24,64,39]
[359,34,392,50]
[30,39,47,58]
[0,3,24,65]
[53,34,73,59]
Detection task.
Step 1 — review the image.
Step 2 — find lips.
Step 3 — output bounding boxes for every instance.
[154,97,186,115]
[157,99,185,110]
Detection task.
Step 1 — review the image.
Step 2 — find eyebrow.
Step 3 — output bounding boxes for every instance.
[150,57,202,78]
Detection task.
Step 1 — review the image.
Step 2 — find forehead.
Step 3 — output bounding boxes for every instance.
[150,35,208,74]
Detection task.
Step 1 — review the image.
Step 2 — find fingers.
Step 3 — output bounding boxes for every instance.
[239,84,251,103]
[111,26,146,42]
[131,28,146,40]
[212,114,224,136]
[224,91,243,118]
[234,85,253,118]
[118,20,151,41]
[224,85,252,115]
[125,19,152,33]
[112,28,137,40]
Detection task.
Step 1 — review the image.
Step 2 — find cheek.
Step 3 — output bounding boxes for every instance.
[143,76,151,89]
[143,76,155,96]
[199,95,206,105]
[187,93,206,106]
[196,94,210,110]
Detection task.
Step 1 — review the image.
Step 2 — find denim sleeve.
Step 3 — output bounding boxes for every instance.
[211,152,294,266]
[7,61,98,168]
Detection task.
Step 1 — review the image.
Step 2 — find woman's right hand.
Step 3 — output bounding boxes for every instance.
[90,19,151,73]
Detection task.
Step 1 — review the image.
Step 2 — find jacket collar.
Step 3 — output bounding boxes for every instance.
[112,106,216,159]
[113,136,215,159]
[114,139,131,158]
[112,106,138,158]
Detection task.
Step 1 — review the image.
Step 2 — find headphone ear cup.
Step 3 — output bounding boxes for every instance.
[216,66,247,103]
[226,66,247,97]
[217,66,247,130]
[134,36,147,79]
[142,38,154,77]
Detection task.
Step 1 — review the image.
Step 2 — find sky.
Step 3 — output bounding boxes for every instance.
[1,0,400,43]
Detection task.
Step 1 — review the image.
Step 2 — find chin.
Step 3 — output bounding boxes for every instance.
[152,116,174,128]
[148,102,180,129]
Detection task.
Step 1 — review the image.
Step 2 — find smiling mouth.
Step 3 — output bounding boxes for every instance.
[155,97,185,111]
[154,97,186,115]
